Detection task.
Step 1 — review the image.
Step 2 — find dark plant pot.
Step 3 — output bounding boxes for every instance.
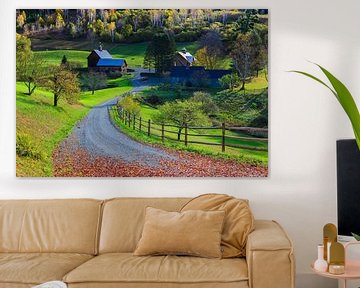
[337,139,360,236]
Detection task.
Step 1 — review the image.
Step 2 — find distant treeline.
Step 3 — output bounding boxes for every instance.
[16,9,268,43]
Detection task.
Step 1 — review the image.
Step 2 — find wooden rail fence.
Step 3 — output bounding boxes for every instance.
[110,106,268,152]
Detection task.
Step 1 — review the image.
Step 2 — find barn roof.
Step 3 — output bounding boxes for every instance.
[96,58,127,67]
[93,49,113,59]
[177,51,196,64]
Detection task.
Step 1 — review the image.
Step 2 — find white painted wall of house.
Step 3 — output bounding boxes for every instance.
[1,0,360,287]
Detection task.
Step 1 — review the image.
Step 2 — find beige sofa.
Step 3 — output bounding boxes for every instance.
[0,198,295,288]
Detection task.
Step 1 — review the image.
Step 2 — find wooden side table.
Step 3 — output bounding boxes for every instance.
[311,242,360,288]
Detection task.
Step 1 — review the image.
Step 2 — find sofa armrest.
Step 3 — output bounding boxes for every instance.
[246,220,295,288]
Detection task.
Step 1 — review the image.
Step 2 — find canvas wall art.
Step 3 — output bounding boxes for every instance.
[16,9,269,177]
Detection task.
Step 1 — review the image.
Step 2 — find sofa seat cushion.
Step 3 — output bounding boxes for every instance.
[64,253,248,286]
[0,253,93,285]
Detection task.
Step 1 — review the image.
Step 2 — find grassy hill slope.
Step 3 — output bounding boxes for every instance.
[16,76,132,176]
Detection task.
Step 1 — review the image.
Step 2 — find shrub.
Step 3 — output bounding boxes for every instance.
[145,94,163,106]
[175,31,199,42]
[114,32,124,43]
[16,134,44,160]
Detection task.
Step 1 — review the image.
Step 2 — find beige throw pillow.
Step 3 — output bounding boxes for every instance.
[134,207,225,258]
[181,194,255,258]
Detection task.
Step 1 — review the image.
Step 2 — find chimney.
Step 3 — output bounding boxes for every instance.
[99,42,103,51]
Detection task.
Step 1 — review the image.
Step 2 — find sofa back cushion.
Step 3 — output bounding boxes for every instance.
[99,198,189,253]
[0,199,102,254]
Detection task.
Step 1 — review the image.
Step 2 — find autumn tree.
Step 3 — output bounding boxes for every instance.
[16,34,44,95]
[107,22,116,42]
[44,65,80,107]
[69,22,77,38]
[55,10,65,29]
[81,72,107,94]
[195,47,223,70]
[196,30,224,69]
[16,34,31,65]
[117,95,141,115]
[231,31,260,90]
[144,33,176,73]
[121,24,133,38]
[154,100,210,140]
[127,10,145,32]
[94,19,105,35]
[17,13,26,28]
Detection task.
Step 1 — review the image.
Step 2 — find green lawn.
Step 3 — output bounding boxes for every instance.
[34,50,90,67]
[114,102,268,164]
[109,42,148,67]
[16,76,132,176]
[245,70,268,90]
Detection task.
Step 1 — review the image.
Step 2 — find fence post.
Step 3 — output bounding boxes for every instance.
[124,111,127,125]
[148,119,151,137]
[222,122,225,152]
[185,124,188,146]
[133,114,136,130]
[139,117,142,132]
[128,112,131,128]
[161,124,164,142]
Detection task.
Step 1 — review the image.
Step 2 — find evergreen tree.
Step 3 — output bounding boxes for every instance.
[61,55,68,65]
[143,43,155,71]
[144,32,175,73]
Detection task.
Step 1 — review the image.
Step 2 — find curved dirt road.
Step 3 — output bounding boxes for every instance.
[57,69,178,168]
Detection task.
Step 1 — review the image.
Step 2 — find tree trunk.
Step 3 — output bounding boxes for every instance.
[177,128,183,141]
[30,84,36,95]
[27,81,31,95]
[240,81,245,91]
[92,89,95,95]
[256,70,259,77]
[54,94,58,107]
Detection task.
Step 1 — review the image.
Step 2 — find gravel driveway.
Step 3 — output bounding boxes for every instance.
[57,69,178,167]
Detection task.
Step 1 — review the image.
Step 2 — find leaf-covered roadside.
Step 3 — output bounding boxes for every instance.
[53,144,267,177]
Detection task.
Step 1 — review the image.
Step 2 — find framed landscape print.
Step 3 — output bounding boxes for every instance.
[16,9,269,177]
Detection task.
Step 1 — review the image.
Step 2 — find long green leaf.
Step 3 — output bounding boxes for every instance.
[316,64,360,150]
[290,65,360,150]
[289,70,337,98]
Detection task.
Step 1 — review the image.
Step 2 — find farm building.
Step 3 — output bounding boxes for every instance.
[170,66,231,87]
[174,48,196,67]
[87,45,127,72]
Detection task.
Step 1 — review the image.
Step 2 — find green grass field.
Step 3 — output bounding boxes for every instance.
[16,76,132,176]
[111,105,268,166]
[245,70,268,90]
[114,102,268,164]
[34,50,89,67]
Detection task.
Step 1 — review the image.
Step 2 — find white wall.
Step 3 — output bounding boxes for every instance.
[1,0,360,287]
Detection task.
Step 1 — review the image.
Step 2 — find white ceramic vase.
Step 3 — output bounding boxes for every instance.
[314,244,328,272]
